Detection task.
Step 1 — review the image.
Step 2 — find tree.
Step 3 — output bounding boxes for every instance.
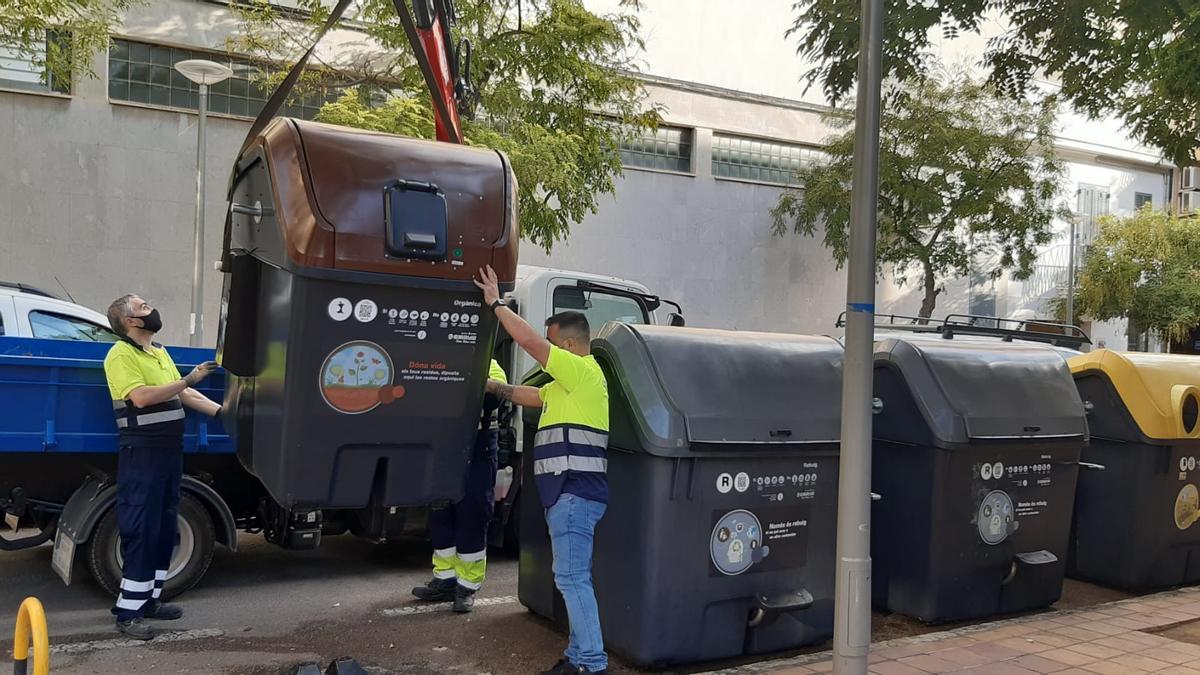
[230,0,659,250]
[1070,208,1200,345]
[0,0,140,88]
[771,76,1065,318]
[790,0,1200,166]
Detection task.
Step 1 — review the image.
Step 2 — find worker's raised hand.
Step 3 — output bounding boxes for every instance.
[184,361,219,387]
[474,265,501,306]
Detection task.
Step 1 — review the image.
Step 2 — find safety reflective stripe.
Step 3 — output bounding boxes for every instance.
[534,456,608,476]
[534,428,564,446]
[155,570,168,581]
[455,551,487,587]
[571,429,608,449]
[115,399,185,429]
[533,427,608,449]
[115,597,148,610]
[456,577,483,590]
[120,578,155,593]
[432,547,457,578]
[137,409,186,425]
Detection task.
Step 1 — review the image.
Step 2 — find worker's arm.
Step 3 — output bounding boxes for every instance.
[475,265,552,367]
[486,379,543,408]
[180,388,222,417]
[126,380,188,408]
[125,361,217,409]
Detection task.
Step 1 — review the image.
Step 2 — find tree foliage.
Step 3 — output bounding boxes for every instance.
[771,76,1065,318]
[0,0,141,87]
[230,0,660,250]
[1072,208,1200,344]
[790,0,1200,165]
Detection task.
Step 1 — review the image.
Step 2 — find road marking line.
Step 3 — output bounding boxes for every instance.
[381,595,518,617]
[51,628,225,655]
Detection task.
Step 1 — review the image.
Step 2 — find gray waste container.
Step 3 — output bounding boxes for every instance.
[519,323,843,667]
[871,338,1088,623]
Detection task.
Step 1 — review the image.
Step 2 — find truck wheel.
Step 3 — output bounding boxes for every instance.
[86,493,216,600]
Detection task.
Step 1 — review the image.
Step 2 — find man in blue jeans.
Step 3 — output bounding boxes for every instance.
[475,265,610,675]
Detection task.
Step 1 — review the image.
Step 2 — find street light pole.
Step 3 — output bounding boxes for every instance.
[175,59,233,347]
[190,81,209,347]
[833,0,885,670]
[1066,217,1077,327]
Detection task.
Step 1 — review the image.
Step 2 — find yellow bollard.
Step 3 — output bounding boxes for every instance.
[12,596,49,675]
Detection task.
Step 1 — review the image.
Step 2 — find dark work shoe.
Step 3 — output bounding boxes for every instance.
[116,617,155,640]
[452,585,476,613]
[411,577,456,601]
[538,660,574,675]
[143,600,183,620]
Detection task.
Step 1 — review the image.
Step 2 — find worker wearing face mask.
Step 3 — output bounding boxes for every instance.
[102,294,221,640]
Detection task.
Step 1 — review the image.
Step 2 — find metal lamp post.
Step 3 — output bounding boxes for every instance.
[174,59,234,347]
[833,0,886,670]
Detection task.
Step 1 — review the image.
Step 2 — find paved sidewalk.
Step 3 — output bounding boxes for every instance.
[704,587,1200,674]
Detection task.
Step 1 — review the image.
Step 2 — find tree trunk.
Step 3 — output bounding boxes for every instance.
[918,262,938,322]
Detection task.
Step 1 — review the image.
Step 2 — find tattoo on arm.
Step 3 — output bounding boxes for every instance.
[492,383,516,402]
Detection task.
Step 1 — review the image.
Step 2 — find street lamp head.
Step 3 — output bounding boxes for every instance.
[175,59,234,86]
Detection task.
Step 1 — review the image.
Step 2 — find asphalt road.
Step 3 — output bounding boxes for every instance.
[0,532,1133,675]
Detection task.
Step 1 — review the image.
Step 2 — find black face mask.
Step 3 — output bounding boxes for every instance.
[134,309,163,334]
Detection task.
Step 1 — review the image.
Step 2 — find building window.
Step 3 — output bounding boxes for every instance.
[1075,184,1110,246]
[107,39,341,119]
[0,31,70,94]
[619,125,693,173]
[1135,192,1153,209]
[712,133,825,185]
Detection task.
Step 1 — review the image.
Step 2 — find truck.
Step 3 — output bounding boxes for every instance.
[0,267,683,598]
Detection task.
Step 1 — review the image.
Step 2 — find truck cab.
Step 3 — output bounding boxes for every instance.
[502,265,682,383]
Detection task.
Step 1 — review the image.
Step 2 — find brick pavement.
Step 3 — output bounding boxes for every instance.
[702,587,1200,674]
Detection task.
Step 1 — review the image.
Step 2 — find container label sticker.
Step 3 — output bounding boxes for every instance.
[977,490,1014,545]
[319,341,403,414]
[328,298,352,322]
[354,299,378,323]
[1175,484,1199,530]
[716,473,733,494]
[710,509,764,576]
[709,505,810,577]
[734,472,750,493]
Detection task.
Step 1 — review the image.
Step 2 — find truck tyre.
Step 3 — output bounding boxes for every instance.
[85,493,216,600]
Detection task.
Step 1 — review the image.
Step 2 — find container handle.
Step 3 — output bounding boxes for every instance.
[748,589,814,627]
[230,201,274,224]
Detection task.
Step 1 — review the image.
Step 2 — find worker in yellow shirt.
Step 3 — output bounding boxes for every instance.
[474,266,610,675]
[412,358,508,613]
[102,294,221,640]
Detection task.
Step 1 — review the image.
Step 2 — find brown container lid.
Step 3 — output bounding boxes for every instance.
[248,118,518,282]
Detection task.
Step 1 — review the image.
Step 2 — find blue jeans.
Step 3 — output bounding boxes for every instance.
[546,493,607,672]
